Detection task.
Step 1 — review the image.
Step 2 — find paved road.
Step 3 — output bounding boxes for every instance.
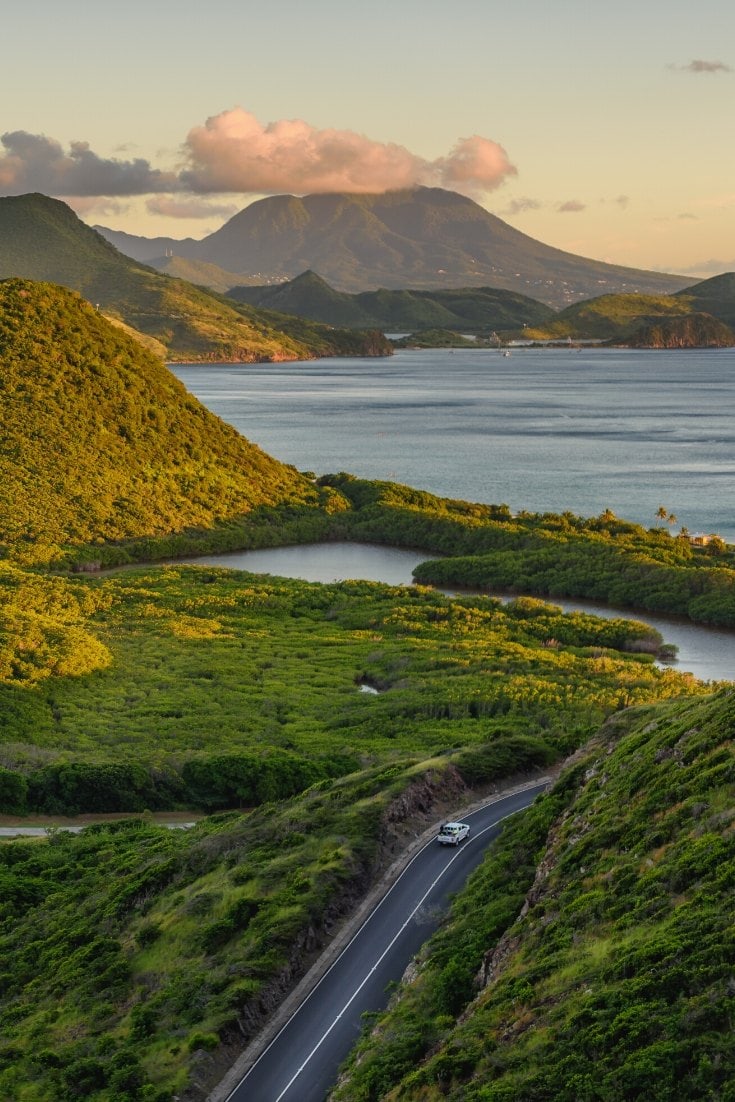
[224,781,548,1102]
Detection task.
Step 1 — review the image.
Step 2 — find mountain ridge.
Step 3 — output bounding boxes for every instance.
[96,187,695,308]
[227,269,556,331]
[0,194,389,361]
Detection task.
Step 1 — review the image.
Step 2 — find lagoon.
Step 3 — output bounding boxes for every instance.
[183,541,734,684]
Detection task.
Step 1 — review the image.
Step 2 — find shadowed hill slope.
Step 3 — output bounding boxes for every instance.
[624,312,735,348]
[0,279,322,562]
[674,271,735,327]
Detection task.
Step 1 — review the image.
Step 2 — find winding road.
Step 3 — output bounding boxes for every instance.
[220,780,549,1102]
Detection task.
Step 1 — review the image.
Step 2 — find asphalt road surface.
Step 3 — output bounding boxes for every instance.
[224,780,549,1102]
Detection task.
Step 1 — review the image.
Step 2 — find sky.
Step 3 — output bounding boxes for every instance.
[1,0,734,275]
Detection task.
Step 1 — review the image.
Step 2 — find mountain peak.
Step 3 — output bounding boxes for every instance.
[99,187,694,308]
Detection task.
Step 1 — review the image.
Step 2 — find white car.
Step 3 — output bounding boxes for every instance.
[437,821,470,846]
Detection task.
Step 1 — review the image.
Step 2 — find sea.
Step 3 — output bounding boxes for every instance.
[172,346,735,542]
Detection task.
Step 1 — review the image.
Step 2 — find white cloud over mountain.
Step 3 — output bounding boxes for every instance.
[0,109,516,209]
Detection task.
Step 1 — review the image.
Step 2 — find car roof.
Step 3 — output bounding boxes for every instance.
[441,822,465,829]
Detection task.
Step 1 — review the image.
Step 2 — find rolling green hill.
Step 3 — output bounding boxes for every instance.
[0,195,388,361]
[0,279,325,563]
[228,270,555,332]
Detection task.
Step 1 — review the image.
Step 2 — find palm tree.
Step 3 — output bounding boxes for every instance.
[656,505,668,524]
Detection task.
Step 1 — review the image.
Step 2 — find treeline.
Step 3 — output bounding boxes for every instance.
[317,475,735,628]
[413,544,735,627]
[0,750,358,816]
[60,499,341,571]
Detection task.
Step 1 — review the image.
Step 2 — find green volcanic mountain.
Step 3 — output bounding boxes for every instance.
[0,278,323,563]
[97,187,694,308]
[227,269,555,331]
[0,194,388,361]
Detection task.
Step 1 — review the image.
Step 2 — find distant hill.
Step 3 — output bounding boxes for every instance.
[227,269,555,332]
[0,279,321,562]
[673,271,735,328]
[149,254,258,294]
[624,312,735,348]
[523,292,693,341]
[523,274,735,341]
[96,187,694,308]
[0,194,388,361]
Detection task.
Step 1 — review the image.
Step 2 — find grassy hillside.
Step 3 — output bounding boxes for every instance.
[228,270,554,332]
[0,195,388,361]
[332,687,735,1101]
[0,757,465,1102]
[0,279,325,563]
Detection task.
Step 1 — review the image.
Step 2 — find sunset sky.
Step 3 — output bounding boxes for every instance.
[2,0,733,275]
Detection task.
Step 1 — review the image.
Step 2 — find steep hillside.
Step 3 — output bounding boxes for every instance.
[96,188,694,308]
[0,195,386,361]
[228,270,555,331]
[332,687,735,1101]
[0,279,321,562]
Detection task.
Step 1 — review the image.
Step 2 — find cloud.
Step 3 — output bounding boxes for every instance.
[63,196,131,218]
[0,131,177,196]
[557,199,586,213]
[180,108,516,197]
[670,59,732,73]
[683,257,735,276]
[146,196,239,219]
[433,134,517,195]
[0,111,516,204]
[499,196,542,215]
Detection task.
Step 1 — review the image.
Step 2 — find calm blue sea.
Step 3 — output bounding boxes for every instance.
[172,347,735,542]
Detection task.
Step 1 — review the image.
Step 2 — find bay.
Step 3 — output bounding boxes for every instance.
[172,347,735,542]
